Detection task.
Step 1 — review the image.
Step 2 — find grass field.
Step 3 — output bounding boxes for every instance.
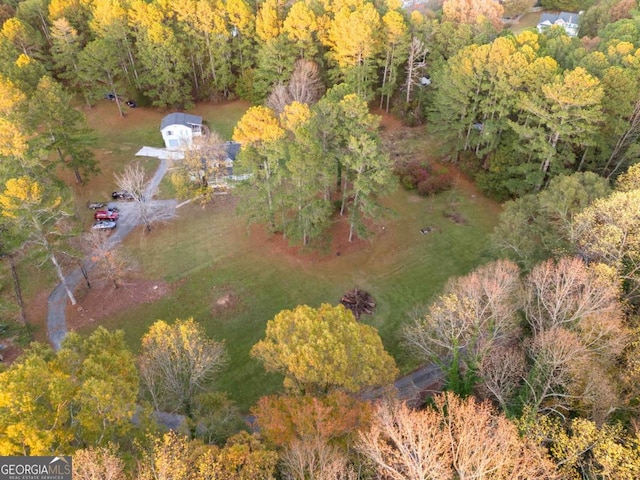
[12,98,501,411]
[79,178,499,410]
[509,11,542,35]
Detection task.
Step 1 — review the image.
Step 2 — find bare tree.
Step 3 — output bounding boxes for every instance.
[281,439,356,480]
[523,328,591,418]
[73,444,127,480]
[83,230,136,288]
[287,59,324,105]
[266,83,290,114]
[115,162,175,232]
[357,393,557,480]
[403,259,522,369]
[266,59,324,114]
[174,131,229,201]
[478,344,526,411]
[523,257,622,336]
[434,392,557,479]
[357,399,452,480]
[404,37,428,104]
[139,318,227,421]
[442,0,504,30]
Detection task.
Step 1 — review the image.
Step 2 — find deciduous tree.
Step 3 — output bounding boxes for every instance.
[233,105,285,230]
[139,318,227,422]
[442,0,504,31]
[0,346,75,454]
[519,412,640,479]
[252,393,369,480]
[357,393,556,480]
[251,303,398,394]
[0,176,77,305]
[0,328,139,454]
[114,162,176,232]
[196,431,279,480]
[73,444,127,480]
[573,186,640,302]
[57,327,139,446]
[171,131,228,203]
[403,260,521,395]
[83,230,135,288]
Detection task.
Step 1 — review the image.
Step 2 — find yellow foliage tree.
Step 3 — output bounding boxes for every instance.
[0,176,77,304]
[255,0,283,43]
[251,303,398,394]
[233,105,285,146]
[282,2,318,57]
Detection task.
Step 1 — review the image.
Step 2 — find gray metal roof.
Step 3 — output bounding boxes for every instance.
[161,112,202,130]
[224,141,241,161]
[539,11,579,26]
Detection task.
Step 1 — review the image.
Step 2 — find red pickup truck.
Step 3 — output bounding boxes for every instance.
[94,209,119,221]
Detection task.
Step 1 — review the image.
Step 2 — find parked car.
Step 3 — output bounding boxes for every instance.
[87,201,107,209]
[112,191,134,200]
[94,209,119,221]
[91,220,117,230]
[104,92,120,101]
[126,100,137,108]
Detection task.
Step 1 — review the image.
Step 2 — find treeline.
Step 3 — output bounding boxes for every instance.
[0,0,438,109]
[0,0,531,114]
[429,0,640,199]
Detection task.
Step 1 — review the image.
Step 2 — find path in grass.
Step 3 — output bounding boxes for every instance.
[47,158,173,350]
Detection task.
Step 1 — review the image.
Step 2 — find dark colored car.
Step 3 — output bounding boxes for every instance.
[126,100,137,108]
[91,220,117,230]
[104,92,118,101]
[87,201,107,209]
[94,209,119,221]
[112,191,134,200]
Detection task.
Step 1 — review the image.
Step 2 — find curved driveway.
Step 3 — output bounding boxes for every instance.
[47,158,173,350]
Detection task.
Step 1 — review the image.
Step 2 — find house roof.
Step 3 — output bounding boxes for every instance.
[538,11,579,27]
[224,141,241,161]
[161,112,202,130]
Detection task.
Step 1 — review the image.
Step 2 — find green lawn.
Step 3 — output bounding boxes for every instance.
[82,181,499,410]
[17,98,501,411]
[509,11,542,35]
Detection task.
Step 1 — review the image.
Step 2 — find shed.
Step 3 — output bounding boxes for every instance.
[161,113,203,149]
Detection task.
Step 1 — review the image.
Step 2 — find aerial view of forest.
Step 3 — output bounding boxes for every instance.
[2,0,640,478]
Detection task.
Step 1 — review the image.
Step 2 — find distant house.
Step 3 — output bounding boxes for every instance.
[537,11,581,37]
[160,113,203,149]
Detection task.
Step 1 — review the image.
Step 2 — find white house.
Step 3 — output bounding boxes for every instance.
[160,112,203,149]
[537,12,581,37]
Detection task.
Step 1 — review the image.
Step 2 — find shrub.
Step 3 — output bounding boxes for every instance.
[395,160,454,196]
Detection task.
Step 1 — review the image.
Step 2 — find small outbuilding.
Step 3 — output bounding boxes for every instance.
[161,113,203,149]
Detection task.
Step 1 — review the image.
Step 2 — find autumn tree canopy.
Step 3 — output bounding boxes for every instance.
[251,303,398,394]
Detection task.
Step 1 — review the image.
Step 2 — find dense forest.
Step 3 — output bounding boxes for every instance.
[4,0,640,478]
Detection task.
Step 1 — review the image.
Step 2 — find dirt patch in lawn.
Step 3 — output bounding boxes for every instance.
[65,279,173,331]
[245,212,371,265]
[210,285,244,317]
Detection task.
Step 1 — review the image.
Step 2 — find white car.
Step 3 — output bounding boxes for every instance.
[92,220,117,230]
